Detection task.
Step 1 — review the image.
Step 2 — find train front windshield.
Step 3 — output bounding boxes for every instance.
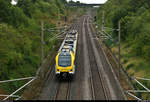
[58,55,71,67]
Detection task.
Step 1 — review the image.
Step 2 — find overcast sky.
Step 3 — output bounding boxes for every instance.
[11,0,107,5]
[11,0,18,5]
[67,0,107,4]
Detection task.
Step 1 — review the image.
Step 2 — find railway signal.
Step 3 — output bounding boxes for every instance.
[101,11,104,40]
[118,20,121,80]
[58,21,61,25]
[94,16,97,22]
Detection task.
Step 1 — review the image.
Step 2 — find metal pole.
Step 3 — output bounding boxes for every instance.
[41,21,44,64]
[64,6,67,31]
[118,20,121,80]
[134,78,150,92]
[0,94,20,98]
[58,9,60,34]
[96,23,98,36]
[136,77,150,81]
[65,6,66,26]
[0,77,34,83]
[102,10,104,40]
[3,78,36,100]
[126,91,142,100]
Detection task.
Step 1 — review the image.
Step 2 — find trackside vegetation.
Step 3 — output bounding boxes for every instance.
[97,0,150,99]
[0,0,84,95]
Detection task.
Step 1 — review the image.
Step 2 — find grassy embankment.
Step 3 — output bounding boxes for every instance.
[97,0,150,99]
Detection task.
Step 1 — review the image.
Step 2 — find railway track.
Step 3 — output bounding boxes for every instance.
[89,17,125,99]
[52,22,80,100]
[40,21,80,100]
[84,16,110,100]
[38,15,124,100]
[51,23,79,100]
[38,21,79,100]
[53,80,71,100]
[70,16,85,100]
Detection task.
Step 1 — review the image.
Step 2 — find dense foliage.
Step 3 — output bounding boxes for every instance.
[0,0,83,94]
[97,0,150,99]
[97,0,150,61]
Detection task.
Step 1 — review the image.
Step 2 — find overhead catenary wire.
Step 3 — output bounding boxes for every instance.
[103,31,113,39]
[104,27,119,31]
[99,31,113,41]
[48,31,66,42]
[46,26,67,30]
[47,25,71,43]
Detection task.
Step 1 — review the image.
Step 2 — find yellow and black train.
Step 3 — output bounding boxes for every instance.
[55,30,78,78]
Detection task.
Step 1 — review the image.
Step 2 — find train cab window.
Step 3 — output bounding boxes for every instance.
[58,53,71,67]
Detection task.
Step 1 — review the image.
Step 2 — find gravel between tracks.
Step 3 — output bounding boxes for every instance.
[38,15,124,100]
[85,17,109,100]
[89,16,125,100]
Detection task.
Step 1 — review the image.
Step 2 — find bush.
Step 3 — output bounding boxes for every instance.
[122,58,128,64]
[0,0,81,95]
[126,63,134,71]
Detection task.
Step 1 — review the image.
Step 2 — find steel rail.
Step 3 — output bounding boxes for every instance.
[66,81,71,100]
[53,81,61,100]
[52,69,72,100]
[65,23,79,100]
[40,66,56,100]
[85,18,95,100]
[74,16,85,100]
[86,17,109,100]
[52,22,79,100]
[82,17,93,100]
[54,81,71,100]
[88,17,115,100]
[91,22,127,100]
[89,66,95,100]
